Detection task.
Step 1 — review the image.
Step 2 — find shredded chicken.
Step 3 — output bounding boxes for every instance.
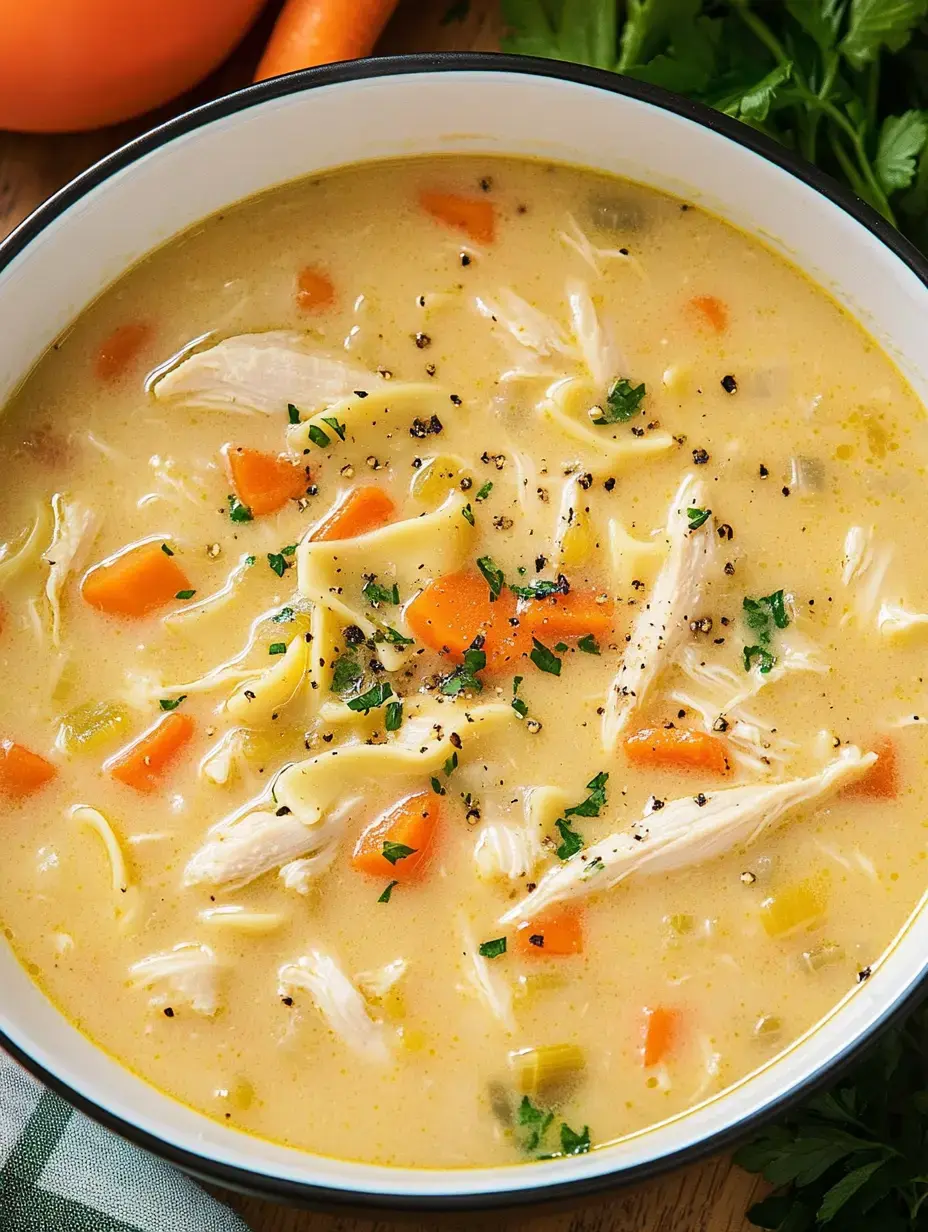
[278,842,339,895]
[500,747,875,924]
[459,919,514,1031]
[474,786,567,882]
[602,475,716,751]
[129,943,220,1016]
[152,331,377,415]
[878,602,928,641]
[355,957,408,1003]
[277,950,389,1062]
[44,495,101,647]
[474,289,576,372]
[566,277,620,388]
[841,525,893,626]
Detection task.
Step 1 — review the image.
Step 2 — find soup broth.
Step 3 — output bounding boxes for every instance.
[1,157,926,1168]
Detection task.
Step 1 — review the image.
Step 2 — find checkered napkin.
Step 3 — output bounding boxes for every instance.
[0,1052,250,1231]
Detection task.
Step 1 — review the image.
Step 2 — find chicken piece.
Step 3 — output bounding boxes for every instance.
[152,331,377,415]
[278,950,389,1062]
[602,474,715,751]
[44,494,101,646]
[500,746,876,924]
[129,943,220,1016]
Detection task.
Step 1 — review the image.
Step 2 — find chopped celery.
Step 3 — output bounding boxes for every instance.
[801,942,845,973]
[508,1043,586,1098]
[57,700,129,754]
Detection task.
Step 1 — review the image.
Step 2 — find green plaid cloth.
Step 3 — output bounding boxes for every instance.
[0,1052,250,1231]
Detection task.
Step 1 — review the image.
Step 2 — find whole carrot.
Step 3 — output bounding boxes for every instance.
[254,0,399,81]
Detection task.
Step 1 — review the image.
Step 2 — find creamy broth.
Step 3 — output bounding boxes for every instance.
[1,157,926,1169]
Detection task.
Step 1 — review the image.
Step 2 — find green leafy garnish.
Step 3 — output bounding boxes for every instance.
[476,555,505,600]
[591,377,646,425]
[577,633,601,655]
[500,1,928,244]
[475,480,493,501]
[330,654,363,696]
[160,543,174,556]
[159,696,186,712]
[227,495,253,523]
[478,937,507,959]
[441,640,487,696]
[516,1096,555,1154]
[511,675,528,718]
[321,415,346,441]
[444,750,459,776]
[346,682,393,713]
[378,626,414,645]
[267,552,289,578]
[430,776,446,796]
[384,700,403,731]
[378,880,399,903]
[245,555,256,566]
[175,589,196,600]
[530,636,562,676]
[268,642,287,655]
[287,403,301,425]
[307,424,330,448]
[363,578,400,606]
[555,817,584,860]
[382,841,415,866]
[273,606,295,623]
[462,503,475,525]
[565,771,608,818]
[509,577,569,599]
[554,1123,591,1157]
[687,506,712,530]
[744,645,777,674]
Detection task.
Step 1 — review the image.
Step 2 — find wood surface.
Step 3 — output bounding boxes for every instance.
[0,2,765,1228]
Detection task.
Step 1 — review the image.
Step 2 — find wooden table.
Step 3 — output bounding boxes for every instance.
[0,3,766,1228]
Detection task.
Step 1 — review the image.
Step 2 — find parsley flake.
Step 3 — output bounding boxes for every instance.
[377,880,399,903]
[530,636,561,676]
[227,495,253,523]
[687,506,712,530]
[476,555,504,600]
[321,415,346,441]
[268,642,287,655]
[382,841,415,866]
[363,578,400,606]
[591,377,646,424]
[159,696,186,712]
[384,700,403,731]
[478,937,507,959]
[555,817,583,860]
[175,589,195,600]
[307,423,330,448]
[287,403,301,425]
[346,682,393,713]
[577,633,601,655]
[475,480,493,501]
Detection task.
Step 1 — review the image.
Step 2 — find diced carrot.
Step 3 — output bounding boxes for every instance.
[624,726,732,776]
[515,906,585,957]
[309,486,395,542]
[94,322,152,380]
[82,541,192,618]
[223,445,310,517]
[845,735,898,799]
[351,792,440,882]
[522,590,615,641]
[296,266,336,313]
[106,712,195,793]
[642,1006,680,1067]
[687,295,728,334]
[419,190,496,245]
[0,739,56,797]
[406,570,531,675]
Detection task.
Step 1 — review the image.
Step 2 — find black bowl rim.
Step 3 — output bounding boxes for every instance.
[1,50,927,1215]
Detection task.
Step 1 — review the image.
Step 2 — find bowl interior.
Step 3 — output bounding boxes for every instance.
[1,58,926,1206]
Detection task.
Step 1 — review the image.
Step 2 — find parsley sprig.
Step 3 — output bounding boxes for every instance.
[743,589,790,674]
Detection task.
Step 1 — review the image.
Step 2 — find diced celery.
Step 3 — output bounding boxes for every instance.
[508,1043,586,1098]
[801,942,845,973]
[57,700,129,754]
[410,455,467,505]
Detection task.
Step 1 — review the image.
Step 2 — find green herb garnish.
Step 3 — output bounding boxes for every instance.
[440,639,487,695]
[577,633,601,655]
[475,480,493,501]
[382,841,415,866]
[307,423,330,448]
[444,750,459,776]
[363,578,400,606]
[379,626,413,645]
[687,507,712,530]
[268,642,287,655]
[321,415,346,441]
[330,654,363,696]
[744,645,777,674]
[510,577,568,599]
[384,700,403,731]
[161,543,174,556]
[267,552,288,578]
[175,589,196,601]
[742,590,790,672]
[430,776,446,796]
[346,682,393,713]
[273,606,295,623]
[591,377,646,425]
[478,937,507,959]
[516,1096,555,1154]
[555,817,584,860]
[565,771,608,818]
[476,555,505,600]
[227,495,253,523]
[511,674,528,718]
[530,636,561,676]
[377,880,399,903]
[462,503,475,525]
[158,696,186,712]
[287,403,301,425]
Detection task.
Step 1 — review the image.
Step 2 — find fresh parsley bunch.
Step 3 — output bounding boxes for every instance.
[733,1003,928,1229]
[501,0,928,246]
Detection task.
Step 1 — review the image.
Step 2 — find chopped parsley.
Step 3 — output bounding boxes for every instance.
[273,606,295,623]
[516,1097,592,1159]
[287,403,301,425]
[478,937,507,959]
[346,682,393,713]
[530,636,561,676]
[475,480,493,501]
[245,555,256,566]
[577,633,601,655]
[444,750,459,776]
[363,578,400,606]
[555,817,584,860]
[377,626,413,646]
[307,423,330,448]
[511,674,528,719]
[321,415,346,441]
[687,506,712,530]
[330,654,363,696]
[551,1123,592,1158]
[175,589,196,600]
[476,555,505,600]
[744,645,777,674]
[384,700,403,731]
[159,696,186,712]
[268,642,287,655]
[430,776,446,796]
[160,543,174,556]
[227,495,253,523]
[510,576,569,600]
[440,639,487,695]
[377,880,398,903]
[591,377,646,425]
[462,503,475,526]
[565,771,608,818]
[267,552,289,578]
[742,590,790,673]
[382,841,415,866]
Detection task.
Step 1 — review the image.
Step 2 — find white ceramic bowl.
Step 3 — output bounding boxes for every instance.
[1,55,926,1211]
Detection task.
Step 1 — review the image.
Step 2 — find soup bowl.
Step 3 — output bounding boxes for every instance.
[1,53,927,1211]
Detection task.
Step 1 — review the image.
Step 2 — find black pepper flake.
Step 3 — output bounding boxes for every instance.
[857,966,872,983]
[425,363,436,377]
[713,716,730,732]
[353,390,369,399]
[631,426,645,437]
[724,561,735,576]
[344,625,365,646]
[275,805,292,817]
[460,252,471,267]
[415,332,431,349]
[603,477,616,492]
[281,995,294,1007]
[694,793,708,807]
[535,555,547,572]
[409,415,443,438]
[690,617,713,634]
[163,1007,175,1018]
[450,394,462,405]
[759,464,769,478]
[449,732,462,749]
[528,934,545,948]
[650,797,665,811]
[479,177,492,192]
[692,448,710,465]
[721,374,737,394]
[782,486,791,497]
[460,476,473,490]
[243,690,256,701]
[578,472,593,490]
[717,523,733,540]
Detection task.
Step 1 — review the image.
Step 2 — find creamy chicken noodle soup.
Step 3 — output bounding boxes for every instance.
[1,157,926,1169]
